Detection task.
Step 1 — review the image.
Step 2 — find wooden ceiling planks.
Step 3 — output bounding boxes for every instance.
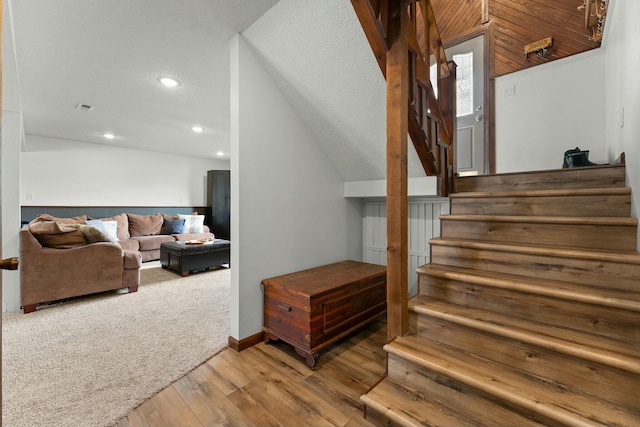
[429,0,601,77]
[430,0,483,44]
[493,0,598,49]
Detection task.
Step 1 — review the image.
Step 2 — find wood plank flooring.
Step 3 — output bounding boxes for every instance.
[115,318,387,427]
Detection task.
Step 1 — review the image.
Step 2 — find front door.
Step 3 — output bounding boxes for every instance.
[433,35,486,175]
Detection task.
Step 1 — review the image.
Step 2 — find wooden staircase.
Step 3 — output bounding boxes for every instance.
[361,164,640,426]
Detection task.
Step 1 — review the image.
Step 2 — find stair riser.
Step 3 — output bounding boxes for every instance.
[450,194,631,217]
[408,312,640,411]
[440,219,637,252]
[418,275,640,344]
[386,354,559,426]
[455,166,626,193]
[430,245,640,292]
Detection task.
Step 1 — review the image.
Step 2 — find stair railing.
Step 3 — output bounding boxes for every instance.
[352,0,456,196]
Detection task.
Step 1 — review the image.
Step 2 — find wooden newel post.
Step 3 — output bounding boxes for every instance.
[386,0,409,342]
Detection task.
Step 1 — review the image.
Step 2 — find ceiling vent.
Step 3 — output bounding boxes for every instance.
[75,103,94,112]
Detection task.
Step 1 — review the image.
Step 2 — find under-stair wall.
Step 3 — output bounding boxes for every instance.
[363,198,450,295]
[362,164,640,427]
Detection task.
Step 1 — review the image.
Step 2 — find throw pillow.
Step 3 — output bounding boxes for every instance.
[177,214,205,234]
[100,213,130,241]
[101,221,119,242]
[160,219,185,235]
[66,224,115,243]
[85,219,119,242]
[190,215,205,233]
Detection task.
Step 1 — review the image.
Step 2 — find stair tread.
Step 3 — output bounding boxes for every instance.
[418,263,640,312]
[409,294,640,368]
[440,214,638,226]
[454,164,624,180]
[386,334,640,427]
[451,187,631,198]
[361,376,546,427]
[454,164,626,193]
[430,237,640,263]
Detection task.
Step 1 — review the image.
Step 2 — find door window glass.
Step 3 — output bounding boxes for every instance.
[430,51,473,117]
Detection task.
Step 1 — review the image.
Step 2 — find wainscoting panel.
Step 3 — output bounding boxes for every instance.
[363,200,388,273]
[363,198,450,296]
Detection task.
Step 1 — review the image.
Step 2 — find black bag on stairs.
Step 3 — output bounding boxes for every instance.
[562,147,602,168]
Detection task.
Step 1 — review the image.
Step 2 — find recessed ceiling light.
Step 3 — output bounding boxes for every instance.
[102,132,116,140]
[159,77,179,88]
[192,126,204,133]
[216,151,224,157]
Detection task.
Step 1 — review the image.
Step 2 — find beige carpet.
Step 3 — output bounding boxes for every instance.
[2,264,231,427]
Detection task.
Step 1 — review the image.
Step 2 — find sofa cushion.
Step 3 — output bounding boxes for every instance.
[160,219,185,235]
[118,239,140,252]
[100,213,130,241]
[28,216,87,248]
[29,226,86,249]
[131,235,175,251]
[128,213,163,236]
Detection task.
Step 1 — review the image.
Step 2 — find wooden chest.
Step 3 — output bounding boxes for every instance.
[261,260,387,367]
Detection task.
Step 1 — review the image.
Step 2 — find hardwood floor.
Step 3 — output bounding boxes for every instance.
[115,318,387,427]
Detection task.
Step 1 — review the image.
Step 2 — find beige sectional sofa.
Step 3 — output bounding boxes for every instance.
[105,212,214,262]
[19,212,214,313]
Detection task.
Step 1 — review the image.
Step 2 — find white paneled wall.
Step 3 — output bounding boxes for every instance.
[363,197,450,296]
[364,201,387,265]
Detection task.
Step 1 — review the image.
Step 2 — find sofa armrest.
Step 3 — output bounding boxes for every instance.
[19,225,43,254]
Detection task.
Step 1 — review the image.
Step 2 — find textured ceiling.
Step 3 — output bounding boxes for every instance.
[10,0,279,160]
[11,0,425,180]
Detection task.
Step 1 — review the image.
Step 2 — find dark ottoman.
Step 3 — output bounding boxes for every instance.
[160,239,230,276]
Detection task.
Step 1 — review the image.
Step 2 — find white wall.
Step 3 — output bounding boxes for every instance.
[21,135,229,206]
[2,113,23,313]
[3,0,25,312]
[495,49,607,173]
[230,35,363,341]
[604,0,640,250]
